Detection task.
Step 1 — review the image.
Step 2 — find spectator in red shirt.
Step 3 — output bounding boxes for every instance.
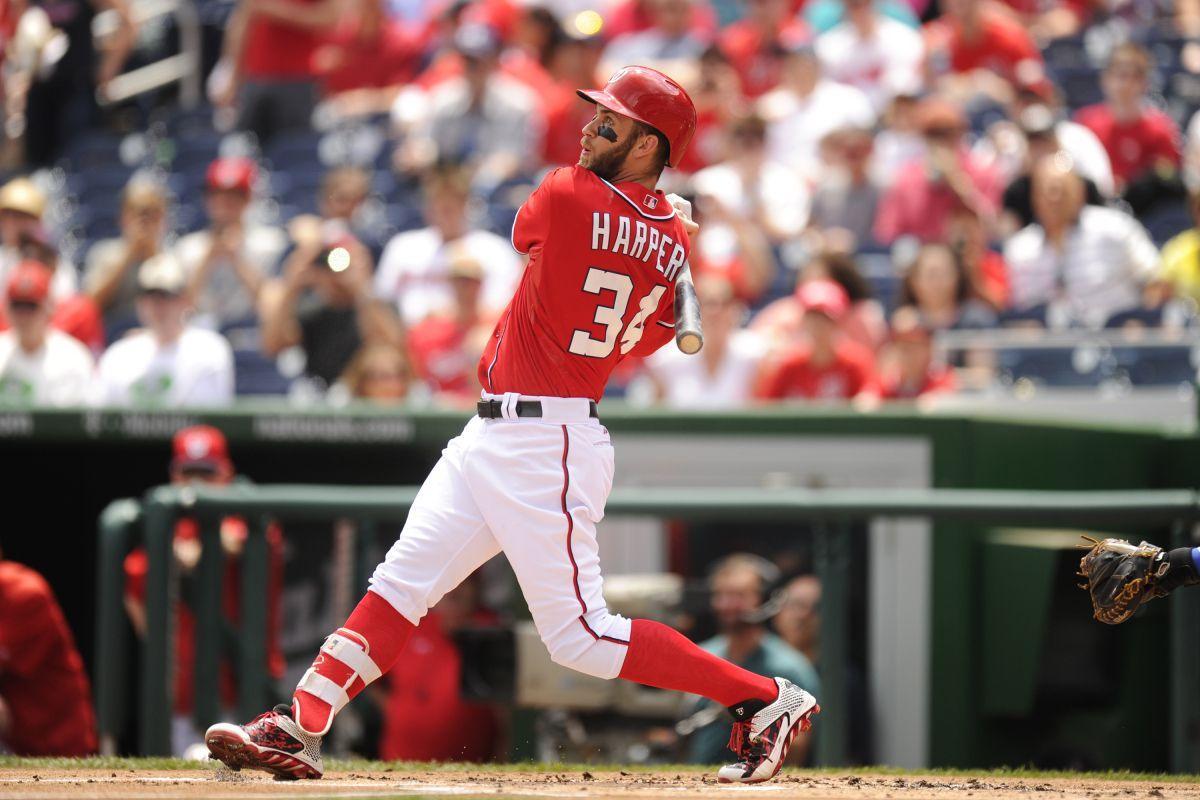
[213,0,345,144]
[946,209,1010,310]
[314,0,423,104]
[406,251,490,402]
[0,229,105,354]
[604,0,718,40]
[0,546,97,756]
[874,97,1003,244]
[754,279,878,402]
[0,178,79,303]
[996,0,1094,40]
[751,250,886,353]
[377,572,502,761]
[1074,42,1181,193]
[718,0,810,98]
[923,0,1045,91]
[123,426,285,755]
[878,306,957,400]
[407,0,544,94]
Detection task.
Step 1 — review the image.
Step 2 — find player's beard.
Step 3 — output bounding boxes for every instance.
[584,136,637,182]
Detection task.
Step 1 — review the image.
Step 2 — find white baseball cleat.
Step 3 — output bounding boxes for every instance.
[717,677,820,784]
[205,703,324,781]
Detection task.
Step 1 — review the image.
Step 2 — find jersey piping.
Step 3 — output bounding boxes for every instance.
[597,177,677,221]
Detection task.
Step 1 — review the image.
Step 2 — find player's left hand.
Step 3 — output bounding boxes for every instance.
[666,193,699,240]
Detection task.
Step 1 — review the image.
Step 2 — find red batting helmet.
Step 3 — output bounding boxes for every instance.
[577,66,697,168]
[171,425,233,477]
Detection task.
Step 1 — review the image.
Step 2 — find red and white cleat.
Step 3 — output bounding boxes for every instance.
[205,704,324,781]
[717,678,820,784]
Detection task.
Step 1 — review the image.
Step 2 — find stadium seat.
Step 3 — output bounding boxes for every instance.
[1141,205,1193,246]
[221,319,292,396]
[1111,345,1197,386]
[866,274,904,313]
[1053,67,1106,110]
[104,315,142,344]
[231,349,292,395]
[264,131,323,170]
[386,201,426,233]
[1144,33,1186,72]
[1042,35,1091,70]
[170,203,206,235]
[997,346,1111,387]
[60,132,125,170]
[170,130,225,172]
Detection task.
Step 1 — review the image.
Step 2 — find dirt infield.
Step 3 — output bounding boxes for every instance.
[1,766,1199,800]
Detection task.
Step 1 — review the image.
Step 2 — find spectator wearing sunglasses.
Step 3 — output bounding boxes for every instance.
[0,260,94,406]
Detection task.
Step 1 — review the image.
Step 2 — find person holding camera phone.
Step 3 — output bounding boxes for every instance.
[173,158,287,330]
[259,216,402,390]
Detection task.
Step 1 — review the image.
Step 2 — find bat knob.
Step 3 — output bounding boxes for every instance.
[677,331,703,355]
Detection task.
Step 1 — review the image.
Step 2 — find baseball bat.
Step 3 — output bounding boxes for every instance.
[674,263,704,355]
[663,192,703,355]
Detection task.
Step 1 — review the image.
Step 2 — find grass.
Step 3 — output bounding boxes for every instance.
[1,757,1199,783]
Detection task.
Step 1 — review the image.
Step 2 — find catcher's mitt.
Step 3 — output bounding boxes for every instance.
[1077,537,1171,625]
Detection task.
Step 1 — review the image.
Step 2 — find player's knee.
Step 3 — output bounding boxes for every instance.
[542,610,630,680]
[366,566,430,627]
[546,637,616,679]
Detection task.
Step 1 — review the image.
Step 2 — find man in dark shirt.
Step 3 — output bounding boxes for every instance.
[258,218,401,389]
[685,554,821,764]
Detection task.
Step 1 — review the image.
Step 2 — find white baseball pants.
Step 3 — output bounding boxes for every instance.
[367,393,633,680]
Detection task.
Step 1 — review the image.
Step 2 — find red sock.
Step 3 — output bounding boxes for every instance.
[292,590,414,735]
[617,619,778,708]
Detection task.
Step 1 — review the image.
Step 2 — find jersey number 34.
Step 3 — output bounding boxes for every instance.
[569,267,667,359]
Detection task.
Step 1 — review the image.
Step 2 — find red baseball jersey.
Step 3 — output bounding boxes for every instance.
[479,166,691,402]
[123,517,286,715]
[0,560,97,756]
[379,609,501,762]
[755,342,878,401]
[1074,103,1181,185]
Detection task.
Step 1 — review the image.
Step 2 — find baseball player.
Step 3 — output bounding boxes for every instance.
[205,65,819,784]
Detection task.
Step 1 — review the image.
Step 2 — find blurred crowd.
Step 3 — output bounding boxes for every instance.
[0,0,1199,408]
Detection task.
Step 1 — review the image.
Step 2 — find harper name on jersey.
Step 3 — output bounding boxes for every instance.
[589,211,688,282]
[479,165,692,402]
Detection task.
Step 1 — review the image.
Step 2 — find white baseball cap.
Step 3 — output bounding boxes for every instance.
[138,252,187,295]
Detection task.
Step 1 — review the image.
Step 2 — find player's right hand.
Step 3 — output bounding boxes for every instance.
[665,193,699,240]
